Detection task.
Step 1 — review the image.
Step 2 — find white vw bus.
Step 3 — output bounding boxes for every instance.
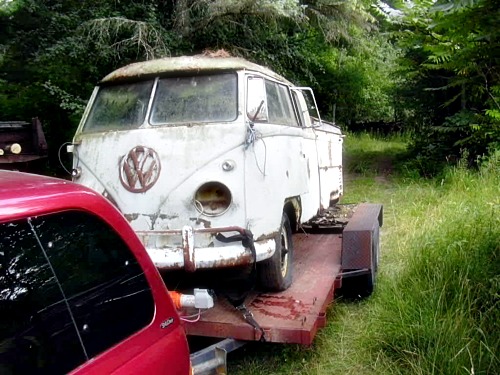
[70,55,343,291]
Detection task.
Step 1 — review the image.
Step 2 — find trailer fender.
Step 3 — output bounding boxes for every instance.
[340,203,383,298]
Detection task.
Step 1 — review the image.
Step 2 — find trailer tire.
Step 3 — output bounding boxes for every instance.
[258,212,293,291]
[342,224,380,299]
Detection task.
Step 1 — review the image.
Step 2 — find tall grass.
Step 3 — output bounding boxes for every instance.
[372,151,500,375]
[229,134,499,375]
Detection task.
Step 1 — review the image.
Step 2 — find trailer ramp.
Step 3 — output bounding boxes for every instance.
[184,232,342,345]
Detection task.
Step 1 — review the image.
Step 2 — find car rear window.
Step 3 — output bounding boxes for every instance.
[0,211,155,374]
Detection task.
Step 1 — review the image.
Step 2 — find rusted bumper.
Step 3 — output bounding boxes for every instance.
[136,226,275,272]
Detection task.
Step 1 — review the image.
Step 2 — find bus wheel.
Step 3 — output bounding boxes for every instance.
[258,212,293,291]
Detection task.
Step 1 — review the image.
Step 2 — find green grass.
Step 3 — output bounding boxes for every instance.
[371,153,500,375]
[228,133,500,374]
[343,131,409,176]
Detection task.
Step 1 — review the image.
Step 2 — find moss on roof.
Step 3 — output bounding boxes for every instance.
[101,55,291,84]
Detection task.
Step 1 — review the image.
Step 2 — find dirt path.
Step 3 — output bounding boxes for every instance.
[344,153,395,184]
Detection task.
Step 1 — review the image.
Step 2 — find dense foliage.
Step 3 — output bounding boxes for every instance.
[393,0,500,173]
[0,0,499,174]
[0,0,397,172]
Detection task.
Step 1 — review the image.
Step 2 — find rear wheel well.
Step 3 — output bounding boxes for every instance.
[283,199,299,233]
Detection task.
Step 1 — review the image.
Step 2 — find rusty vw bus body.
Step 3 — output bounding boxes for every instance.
[70,56,343,290]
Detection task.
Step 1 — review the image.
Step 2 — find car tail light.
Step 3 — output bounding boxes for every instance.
[194,181,232,216]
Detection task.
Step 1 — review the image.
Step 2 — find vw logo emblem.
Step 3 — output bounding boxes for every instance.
[119,146,161,193]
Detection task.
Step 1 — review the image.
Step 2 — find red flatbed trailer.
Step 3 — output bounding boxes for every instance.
[188,203,383,374]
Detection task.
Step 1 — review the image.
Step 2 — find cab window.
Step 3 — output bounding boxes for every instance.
[291,90,306,127]
[264,80,298,126]
[83,81,154,133]
[246,76,298,126]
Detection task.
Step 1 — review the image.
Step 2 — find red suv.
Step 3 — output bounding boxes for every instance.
[0,171,191,374]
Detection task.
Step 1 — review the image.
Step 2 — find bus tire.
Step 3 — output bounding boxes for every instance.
[258,212,293,291]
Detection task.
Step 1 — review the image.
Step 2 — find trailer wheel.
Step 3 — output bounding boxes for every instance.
[342,224,380,299]
[258,212,293,291]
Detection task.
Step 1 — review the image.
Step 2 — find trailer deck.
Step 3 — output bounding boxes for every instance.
[187,204,382,374]
[184,232,343,345]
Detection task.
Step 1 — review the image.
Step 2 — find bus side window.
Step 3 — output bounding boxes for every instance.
[291,90,306,127]
[246,76,268,122]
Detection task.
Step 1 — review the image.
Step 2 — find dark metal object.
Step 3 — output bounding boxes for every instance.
[0,118,48,164]
[235,304,266,342]
[338,268,370,278]
[341,203,383,271]
[301,204,357,230]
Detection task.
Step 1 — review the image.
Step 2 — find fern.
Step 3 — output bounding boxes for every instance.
[485,109,500,121]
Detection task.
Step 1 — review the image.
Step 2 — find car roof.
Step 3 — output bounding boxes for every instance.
[101,55,292,85]
[0,170,106,221]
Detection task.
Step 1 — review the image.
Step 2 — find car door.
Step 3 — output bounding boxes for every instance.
[244,75,314,234]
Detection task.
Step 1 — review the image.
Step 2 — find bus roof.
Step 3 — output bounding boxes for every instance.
[101,55,292,85]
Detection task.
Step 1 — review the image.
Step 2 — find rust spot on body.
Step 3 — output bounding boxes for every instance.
[255,231,278,242]
[159,214,179,220]
[189,217,211,228]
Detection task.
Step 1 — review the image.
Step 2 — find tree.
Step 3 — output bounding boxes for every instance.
[393,0,500,172]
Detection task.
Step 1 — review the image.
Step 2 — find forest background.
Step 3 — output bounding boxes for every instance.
[1,0,499,175]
